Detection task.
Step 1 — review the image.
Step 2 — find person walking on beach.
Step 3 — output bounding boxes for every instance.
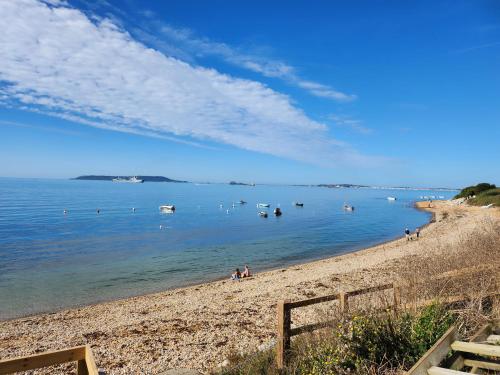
[415,227,420,238]
[405,227,411,241]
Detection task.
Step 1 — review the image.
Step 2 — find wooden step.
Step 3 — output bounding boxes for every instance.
[427,366,469,374]
[451,341,500,357]
[486,334,500,344]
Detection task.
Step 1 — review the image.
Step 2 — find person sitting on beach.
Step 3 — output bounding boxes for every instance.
[241,265,251,278]
[404,228,411,241]
[231,268,241,281]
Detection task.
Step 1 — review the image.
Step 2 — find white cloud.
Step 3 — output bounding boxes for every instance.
[0,0,375,166]
[329,115,372,135]
[156,23,356,102]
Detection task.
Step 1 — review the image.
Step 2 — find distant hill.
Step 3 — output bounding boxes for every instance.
[73,175,188,183]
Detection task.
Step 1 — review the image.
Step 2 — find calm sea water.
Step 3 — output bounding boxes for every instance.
[0,178,455,319]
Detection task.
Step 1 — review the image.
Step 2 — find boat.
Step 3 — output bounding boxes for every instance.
[343,203,355,211]
[293,202,304,207]
[159,205,175,212]
[387,197,397,201]
[257,203,270,208]
[274,207,282,216]
[112,176,144,183]
[238,200,247,204]
[258,211,268,218]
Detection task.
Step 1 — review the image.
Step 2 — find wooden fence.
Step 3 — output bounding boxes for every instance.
[276,282,398,369]
[276,267,499,370]
[0,345,100,375]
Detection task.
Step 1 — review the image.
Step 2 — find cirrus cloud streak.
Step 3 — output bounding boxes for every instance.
[0,0,379,166]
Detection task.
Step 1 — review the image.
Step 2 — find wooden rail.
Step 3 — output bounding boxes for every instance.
[276,282,397,369]
[0,345,100,375]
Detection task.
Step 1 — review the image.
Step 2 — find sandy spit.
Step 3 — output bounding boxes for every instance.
[1,200,498,374]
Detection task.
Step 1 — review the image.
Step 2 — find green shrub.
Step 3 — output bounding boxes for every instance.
[468,188,500,207]
[219,303,455,375]
[454,183,496,199]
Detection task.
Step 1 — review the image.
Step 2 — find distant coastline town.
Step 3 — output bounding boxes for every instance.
[72,175,458,191]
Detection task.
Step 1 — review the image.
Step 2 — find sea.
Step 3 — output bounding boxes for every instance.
[0,178,455,320]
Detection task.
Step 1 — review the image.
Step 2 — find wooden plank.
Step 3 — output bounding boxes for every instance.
[84,345,100,375]
[407,326,458,375]
[287,293,339,309]
[463,359,500,372]
[0,346,86,374]
[340,292,349,313]
[346,283,393,297]
[469,323,492,343]
[427,366,469,374]
[78,359,89,375]
[290,320,334,337]
[486,334,500,344]
[276,300,291,370]
[451,341,500,357]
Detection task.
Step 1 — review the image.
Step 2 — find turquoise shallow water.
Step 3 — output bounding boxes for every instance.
[0,178,455,319]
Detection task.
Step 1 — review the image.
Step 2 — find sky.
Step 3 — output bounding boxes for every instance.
[0,0,499,187]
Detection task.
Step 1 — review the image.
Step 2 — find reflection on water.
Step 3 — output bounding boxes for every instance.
[0,178,454,319]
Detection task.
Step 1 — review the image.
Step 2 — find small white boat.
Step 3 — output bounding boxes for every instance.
[293,202,304,207]
[159,205,175,212]
[259,211,268,218]
[343,203,355,211]
[112,176,144,183]
[238,200,247,204]
[257,203,270,208]
[387,196,397,201]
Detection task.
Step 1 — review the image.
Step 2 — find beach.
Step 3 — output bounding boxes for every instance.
[1,200,498,374]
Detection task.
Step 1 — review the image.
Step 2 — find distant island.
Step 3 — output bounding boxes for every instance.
[73,175,188,183]
[229,181,255,186]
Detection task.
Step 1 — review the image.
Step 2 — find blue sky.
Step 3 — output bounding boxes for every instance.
[0,0,499,187]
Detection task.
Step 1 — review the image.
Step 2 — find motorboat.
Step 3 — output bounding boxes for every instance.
[257,203,270,208]
[274,207,282,216]
[387,197,397,201]
[258,211,268,218]
[159,205,175,212]
[293,202,304,207]
[238,200,247,204]
[343,203,355,211]
[112,176,144,183]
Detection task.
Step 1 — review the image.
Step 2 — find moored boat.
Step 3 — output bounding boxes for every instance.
[293,202,304,207]
[257,203,270,208]
[159,205,175,212]
[343,203,355,211]
[258,211,268,218]
[387,196,397,201]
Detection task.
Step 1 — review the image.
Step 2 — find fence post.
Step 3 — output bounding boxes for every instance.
[393,284,401,310]
[276,299,291,370]
[77,360,89,375]
[340,292,349,314]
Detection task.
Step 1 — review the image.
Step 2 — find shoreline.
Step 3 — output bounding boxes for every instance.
[1,200,496,373]
[0,201,432,323]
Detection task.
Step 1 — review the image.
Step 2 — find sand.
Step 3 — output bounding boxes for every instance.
[1,200,498,374]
